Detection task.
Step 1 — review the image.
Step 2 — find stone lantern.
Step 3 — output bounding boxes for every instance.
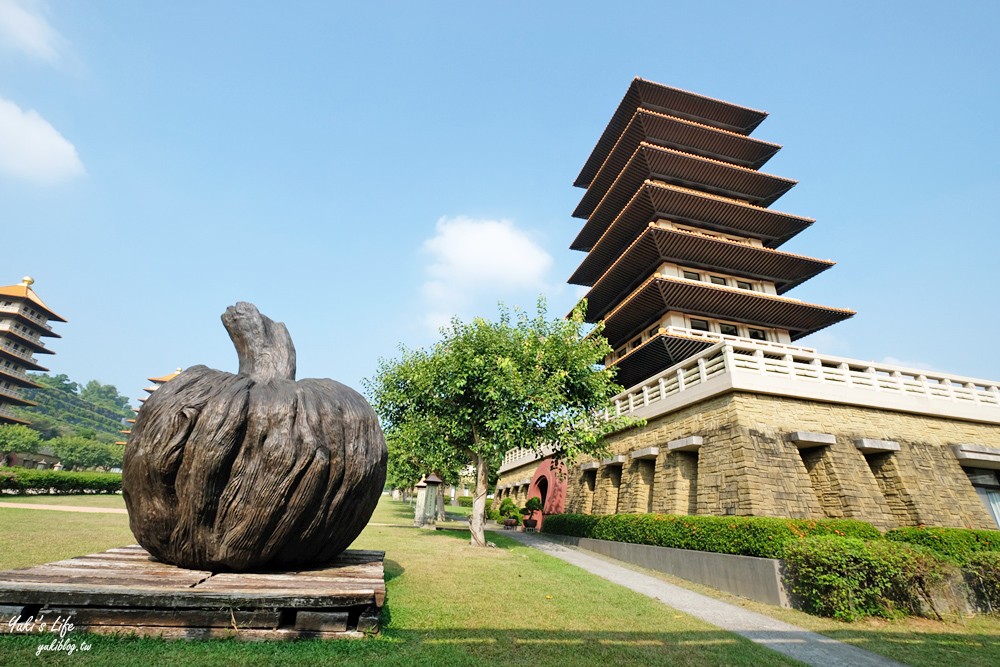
[413,473,443,528]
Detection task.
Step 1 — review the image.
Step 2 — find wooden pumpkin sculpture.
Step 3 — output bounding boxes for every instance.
[123,302,387,571]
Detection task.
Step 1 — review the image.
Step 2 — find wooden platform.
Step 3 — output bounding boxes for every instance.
[0,545,385,639]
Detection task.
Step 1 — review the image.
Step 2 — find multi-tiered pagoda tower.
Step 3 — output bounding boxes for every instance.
[569,79,854,388]
[0,277,65,425]
[495,79,1000,533]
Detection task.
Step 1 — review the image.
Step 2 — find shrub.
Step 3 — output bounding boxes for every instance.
[542,512,880,559]
[783,536,960,621]
[497,497,519,520]
[457,495,474,507]
[0,469,122,494]
[886,525,1000,564]
[966,552,1000,612]
[522,497,543,521]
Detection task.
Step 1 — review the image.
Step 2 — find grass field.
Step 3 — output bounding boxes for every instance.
[0,508,135,570]
[0,497,800,667]
[3,497,1000,666]
[0,493,127,508]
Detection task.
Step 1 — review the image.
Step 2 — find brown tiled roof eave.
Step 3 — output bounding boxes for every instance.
[0,349,48,371]
[601,275,854,348]
[575,78,769,188]
[0,367,42,388]
[570,181,815,278]
[573,142,797,222]
[0,392,37,407]
[0,329,54,353]
[582,110,783,199]
[1,311,61,337]
[609,333,716,390]
[579,227,836,321]
[0,414,31,426]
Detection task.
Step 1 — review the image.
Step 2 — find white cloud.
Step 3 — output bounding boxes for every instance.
[421,216,553,330]
[0,97,84,185]
[0,0,62,63]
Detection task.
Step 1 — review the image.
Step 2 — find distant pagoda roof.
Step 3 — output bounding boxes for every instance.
[0,328,55,354]
[605,109,781,170]
[148,368,183,384]
[0,345,49,371]
[0,386,36,407]
[0,278,67,323]
[572,180,814,268]
[0,366,42,389]
[575,143,796,221]
[602,275,854,348]
[0,411,31,426]
[576,78,768,188]
[611,331,716,389]
[580,226,835,320]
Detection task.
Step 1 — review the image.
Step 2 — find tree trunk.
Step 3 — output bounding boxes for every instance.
[435,483,446,522]
[470,452,489,546]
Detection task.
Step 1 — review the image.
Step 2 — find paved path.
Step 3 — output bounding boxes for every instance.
[0,502,127,514]
[506,531,906,667]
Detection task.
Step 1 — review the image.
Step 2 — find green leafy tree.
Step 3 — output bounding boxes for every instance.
[79,380,132,413]
[40,373,80,395]
[366,299,636,547]
[48,436,123,471]
[0,424,42,465]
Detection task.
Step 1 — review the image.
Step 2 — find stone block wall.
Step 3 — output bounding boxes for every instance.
[495,459,541,508]
[566,391,1000,529]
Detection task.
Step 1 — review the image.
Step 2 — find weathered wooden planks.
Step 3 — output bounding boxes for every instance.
[0,545,385,640]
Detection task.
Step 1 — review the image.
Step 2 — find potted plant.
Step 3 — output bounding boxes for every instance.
[498,497,520,529]
[521,497,543,531]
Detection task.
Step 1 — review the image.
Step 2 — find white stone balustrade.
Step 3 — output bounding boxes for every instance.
[611,340,1000,425]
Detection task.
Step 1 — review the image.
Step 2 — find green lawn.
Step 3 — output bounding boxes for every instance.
[0,493,127,508]
[0,508,135,570]
[0,498,801,667]
[3,497,1000,666]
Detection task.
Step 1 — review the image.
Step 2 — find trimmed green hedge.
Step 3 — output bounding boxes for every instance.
[0,469,122,494]
[784,536,960,621]
[886,526,1000,564]
[457,496,474,507]
[542,513,881,559]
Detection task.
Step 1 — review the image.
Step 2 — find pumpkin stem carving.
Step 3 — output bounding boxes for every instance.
[221,301,297,383]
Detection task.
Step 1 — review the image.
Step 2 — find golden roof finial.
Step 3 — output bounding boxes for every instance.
[20,276,34,287]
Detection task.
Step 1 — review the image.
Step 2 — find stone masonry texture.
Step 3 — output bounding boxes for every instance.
[564,391,1000,529]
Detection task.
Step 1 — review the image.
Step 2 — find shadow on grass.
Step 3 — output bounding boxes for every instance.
[383,558,404,583]
[409,528,520,551]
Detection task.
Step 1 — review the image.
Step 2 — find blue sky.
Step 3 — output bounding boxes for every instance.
[2,1,998,402]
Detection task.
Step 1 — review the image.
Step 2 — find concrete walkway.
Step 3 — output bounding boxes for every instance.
[506,531,906,667]
[0,502,127,514]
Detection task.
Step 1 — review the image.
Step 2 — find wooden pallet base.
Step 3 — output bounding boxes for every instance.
[0,545,384,640]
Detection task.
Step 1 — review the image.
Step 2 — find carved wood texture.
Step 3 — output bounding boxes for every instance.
[123,302,387,571]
